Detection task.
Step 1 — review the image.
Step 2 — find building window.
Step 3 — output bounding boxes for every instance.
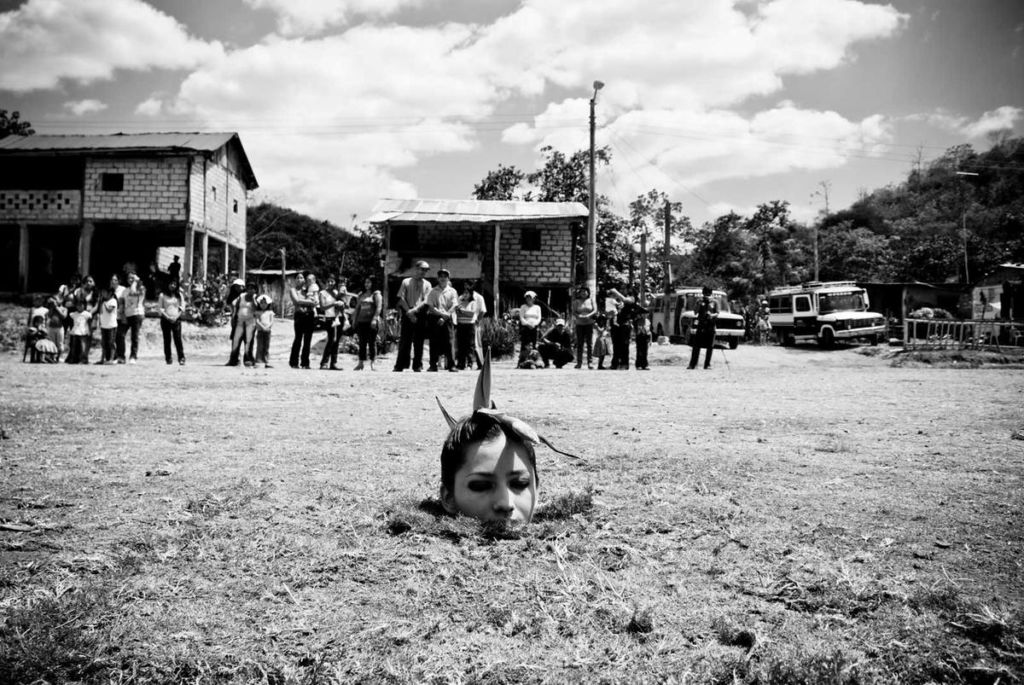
[101,173,124,192]
[211,186,217,201]
[232,200,239,213]
[521,226,541,251]
[390,225,419,251]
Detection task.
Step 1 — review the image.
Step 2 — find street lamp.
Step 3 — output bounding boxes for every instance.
[586,80,604,300]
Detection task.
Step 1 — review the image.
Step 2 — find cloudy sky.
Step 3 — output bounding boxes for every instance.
[1,0,1021,230]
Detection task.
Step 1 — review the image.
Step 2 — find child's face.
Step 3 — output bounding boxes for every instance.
[443,431,537,524]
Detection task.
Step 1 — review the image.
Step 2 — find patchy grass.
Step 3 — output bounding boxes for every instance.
[1,340,1022,682]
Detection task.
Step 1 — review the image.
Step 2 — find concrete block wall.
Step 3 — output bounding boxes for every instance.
[499,223,572,284]
[0,190,81,222]
[83,157,188,221]
[418,224,482,251]
[189,154,247,245]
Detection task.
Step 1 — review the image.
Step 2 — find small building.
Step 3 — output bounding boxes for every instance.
[972,263,1024,320]
[859,281,966,321]
[367,198,588,316]
[0,132,258,293]
[247,268,303,318]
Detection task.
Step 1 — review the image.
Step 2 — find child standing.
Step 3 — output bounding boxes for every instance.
[254,294,274,369]
[66,300,93,364]
[97,288,119,364]
[634,311,652,370]
[592,314,610,370]
[45,296,67,358]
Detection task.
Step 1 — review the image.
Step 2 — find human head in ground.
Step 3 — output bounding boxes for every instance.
[439,411,539,524]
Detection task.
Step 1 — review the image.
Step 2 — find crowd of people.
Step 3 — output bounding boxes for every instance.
[22,261,734,372]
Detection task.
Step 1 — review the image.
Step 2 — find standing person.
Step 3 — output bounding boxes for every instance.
[392,261,432,372]
[167,255,181,285]
[426,268,458,372]
[159,280,186,365]
[228,281,258,367]
[454,280,484,370]
[254,294,274,369]
[112,274,128,363]
[607,287,637,370]
[593,314,611,370]
[66,299,93,364]
[572,285,597,369]
[517,291,542,367]
[96,287,118,364]
[538,318,574,368]
[755,299,772,345]
[289,272,316,369]
[688,285,719,369]
[352,276,383,371]
[45,295,68,359]
[634,303,652,371]
[120,271,146,364]
[318,275,345,370]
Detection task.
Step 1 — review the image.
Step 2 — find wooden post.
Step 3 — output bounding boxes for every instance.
[184,224,195,283]
[200,231,209,280]
[280,247,286,318]
[78,222,94,277]
[639,231,648,305]
[662,201,672,336]
[493,223,501,317]
[18,222,29,292]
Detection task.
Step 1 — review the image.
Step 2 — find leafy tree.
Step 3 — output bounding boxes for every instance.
[246,202,380,290]
[0,110,34,138]
[472,164,529,201]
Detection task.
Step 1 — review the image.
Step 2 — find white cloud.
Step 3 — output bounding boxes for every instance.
[243,0,425,37]
[135,97,163,117]
[0,0,223,92]
[63,99,107,116]
[918,106,1023,139]
[144,0,906,225]
[961,106,1022,138]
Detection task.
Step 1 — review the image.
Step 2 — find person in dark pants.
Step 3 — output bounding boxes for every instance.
[159,280,186,365]
[538,318,574,368]
[426,268,458,372]
[393,261,432,372]
[607,287,636,370]
[688,285,719,369]
[634,303,652,370]
[289,273,316,369]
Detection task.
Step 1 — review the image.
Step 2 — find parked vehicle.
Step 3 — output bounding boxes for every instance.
[767,281,886,347]
[648,288,745,349]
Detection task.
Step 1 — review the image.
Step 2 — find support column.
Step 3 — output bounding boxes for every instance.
[184,224,195,283]
[224,241,230,276]
[200,231,209,281]
[239,247,246,279]
[78,222,95,277]
[18,222,29,292]
[492,223,501,317]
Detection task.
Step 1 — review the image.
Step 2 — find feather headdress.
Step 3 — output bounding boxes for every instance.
[436,348,580,460]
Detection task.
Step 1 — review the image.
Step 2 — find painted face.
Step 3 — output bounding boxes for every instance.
[444,431,537,524]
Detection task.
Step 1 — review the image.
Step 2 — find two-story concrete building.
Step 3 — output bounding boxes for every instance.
[0,132,258,293]
[368,198,589,316]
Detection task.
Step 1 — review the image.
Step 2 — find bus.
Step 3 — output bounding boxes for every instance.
[767,281,886,347]
[648,287,745,349]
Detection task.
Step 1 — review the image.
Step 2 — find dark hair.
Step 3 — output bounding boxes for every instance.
[702,286,712,296]
[440,413,538,492]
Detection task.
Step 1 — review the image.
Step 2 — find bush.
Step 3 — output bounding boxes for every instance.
[480,316,518,359]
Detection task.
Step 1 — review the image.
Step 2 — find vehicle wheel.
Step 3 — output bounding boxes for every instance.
[871,334,880,346]
[729,338,739,350]
[819,329,835,348]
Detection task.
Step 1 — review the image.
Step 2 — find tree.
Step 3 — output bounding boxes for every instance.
[472,164,529,201]
[0,110,34,138]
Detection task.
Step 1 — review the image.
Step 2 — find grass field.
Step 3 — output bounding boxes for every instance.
[1,318,1022,683]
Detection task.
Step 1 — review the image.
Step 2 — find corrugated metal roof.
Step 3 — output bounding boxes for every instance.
[367,198,588,224]
[0,132,258,189]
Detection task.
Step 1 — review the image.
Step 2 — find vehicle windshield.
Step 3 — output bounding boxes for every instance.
[819,291,866,313]
[682,292,732,313]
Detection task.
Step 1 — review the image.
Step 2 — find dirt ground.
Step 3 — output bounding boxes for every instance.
[1,318,1023,682]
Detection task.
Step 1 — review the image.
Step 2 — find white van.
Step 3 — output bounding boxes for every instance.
[649,288,745,349]
[768,281,885,347]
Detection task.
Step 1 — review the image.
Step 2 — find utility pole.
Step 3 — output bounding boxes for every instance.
[279,247,286,318]
[811,180,831,281]
[662,200,672,337]
[638,231,648,305]
[586,80,604,300]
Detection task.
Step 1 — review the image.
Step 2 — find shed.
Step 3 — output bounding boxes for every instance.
[972,263,1024,320]
[367,198,588,316]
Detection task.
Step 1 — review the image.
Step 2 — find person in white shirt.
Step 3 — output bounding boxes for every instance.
[392,260,432,372]
[117,272,146,364]
[426,268,459,372]
[455,280,484,370]
[517,290,542,367]
[96,287,119,364]
[66,300,93,364]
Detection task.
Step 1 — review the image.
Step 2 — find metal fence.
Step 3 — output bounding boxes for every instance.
[904,318,1024,350]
